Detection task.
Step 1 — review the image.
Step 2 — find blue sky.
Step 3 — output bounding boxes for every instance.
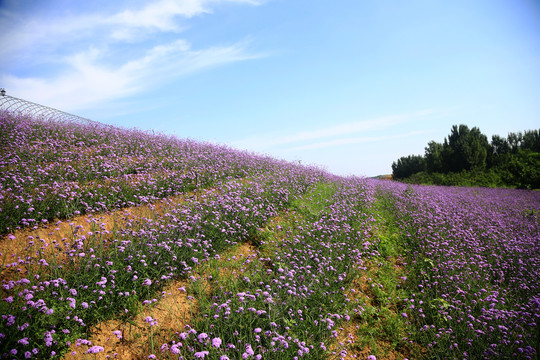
[1,0,539,176]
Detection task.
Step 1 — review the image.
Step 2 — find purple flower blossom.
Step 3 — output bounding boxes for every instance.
[170,343,182,354]
[144,316,158,326]
[212,337,222,348]
[86,346,104,354]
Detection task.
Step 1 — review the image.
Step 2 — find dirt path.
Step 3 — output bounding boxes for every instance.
[62,278,193,360]
[62,242,258,360]
[0,190,201,282]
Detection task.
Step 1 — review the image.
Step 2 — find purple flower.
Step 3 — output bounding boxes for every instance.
[212,337,222,348]
[194,351,209,358]
[144,316,157,326]
[67,297,76,309]
[171,343,182,354]
[86,346,104,354]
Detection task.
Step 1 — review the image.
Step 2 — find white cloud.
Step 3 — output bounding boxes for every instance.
[0,0,263,111]
[281,130,428,152]
[1,39,260,111]
[0,0,262,57]
[106,0,208,41]
[106,0,263,38]
[231,110,437,150]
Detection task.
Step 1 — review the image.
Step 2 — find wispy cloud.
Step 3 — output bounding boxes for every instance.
[281,130,428,152]
[1,39,261,111]
[105,0,209,41]
[231,109,437,151]
[0,0,263,110]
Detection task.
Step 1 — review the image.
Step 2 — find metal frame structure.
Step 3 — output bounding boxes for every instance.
[0,88,106,127]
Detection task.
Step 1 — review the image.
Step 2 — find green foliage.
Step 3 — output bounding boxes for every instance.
[446,124,489,172]
[392,124,540,189]
[391,155,426,180]
[424,141,445,173]
[348,193,419,359]
[404,169,508,188]
[498,149,540,189]
[291,182,337,216]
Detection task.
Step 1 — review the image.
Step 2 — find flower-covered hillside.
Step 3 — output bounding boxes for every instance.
[0,111,322,235]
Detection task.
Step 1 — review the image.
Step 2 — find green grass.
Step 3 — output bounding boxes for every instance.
[343,193,422,359]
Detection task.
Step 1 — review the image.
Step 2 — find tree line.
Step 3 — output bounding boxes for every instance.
[392,125,540,189]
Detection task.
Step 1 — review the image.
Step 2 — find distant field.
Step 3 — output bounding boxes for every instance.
[1,111,538,360]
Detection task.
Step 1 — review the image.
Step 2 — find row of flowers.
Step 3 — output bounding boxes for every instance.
[1,112,316,234]
[154,177,378,359]
[373,180,540,359]
[1,164,328,358]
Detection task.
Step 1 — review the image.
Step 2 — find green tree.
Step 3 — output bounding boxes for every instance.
[392,155,426,179]
[424,141,445,173]
[507,132,523,153]
[488,135,510,167]
[390,124,539,189]
[521,129,540,152]
[500,149,540,189]
[465,127,489,170]
[490,135,510,155]
[446,124,489,172]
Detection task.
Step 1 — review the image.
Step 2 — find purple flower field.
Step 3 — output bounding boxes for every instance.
[373,180,540,359]
[0,111,304,235]
[0,112,538,359]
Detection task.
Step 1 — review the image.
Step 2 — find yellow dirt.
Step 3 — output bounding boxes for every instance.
[63,279,194,360]
[0,192,193,281]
